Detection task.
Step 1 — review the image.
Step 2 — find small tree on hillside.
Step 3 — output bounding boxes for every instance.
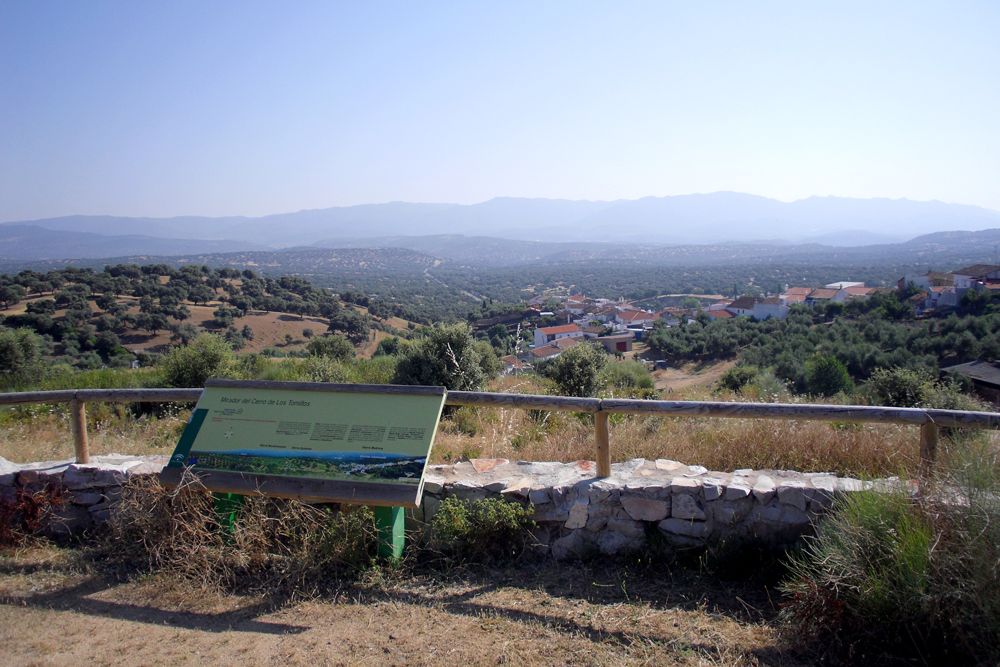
[306,334,355,362]
[803,354,853,397]
[544,343,608,397]
[159,334,236,387]
[393,323,497,391]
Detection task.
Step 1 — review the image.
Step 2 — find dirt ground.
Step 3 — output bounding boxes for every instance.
[653,361,736,393]
[0,545,807,666]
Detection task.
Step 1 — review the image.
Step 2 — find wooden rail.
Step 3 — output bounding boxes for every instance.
[2,387,999,475]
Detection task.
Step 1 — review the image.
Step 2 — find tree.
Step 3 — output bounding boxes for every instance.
[543,343,608,397]
[0,327,45,389]
[327,309,371,345]
[393,323,497,390]
[0,285,25,309]
[803,354,853,397]
[159,334,236,387]
[306,334,354,361]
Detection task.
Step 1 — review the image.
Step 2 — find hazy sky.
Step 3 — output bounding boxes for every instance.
[2,1,998,220]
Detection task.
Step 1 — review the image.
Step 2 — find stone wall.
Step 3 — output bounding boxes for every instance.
[0,454,895,557]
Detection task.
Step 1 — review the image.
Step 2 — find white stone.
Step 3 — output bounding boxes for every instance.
[671,493,706,520]
[564,498,589,529]
[683,465,708,477]
[752,475,776,503]
[621,495,670,522]
[654,459,684,471]
[669,477,702,493]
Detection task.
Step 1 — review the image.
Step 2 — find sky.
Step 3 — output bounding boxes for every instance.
[1,1,998,221]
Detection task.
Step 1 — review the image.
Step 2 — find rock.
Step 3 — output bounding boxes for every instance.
[752,475,776,503]
[483,480,508,493]
[564,498,589,529]
[672,493,706,520]
[470,458,508,473]
[47,505,92,535]
[597,528,645,556]
[532,503,569,523]
[70,491,104,506]
[606,517,645,539]
[423,480,444,494]
[712,498,752,525]
[528,488,551,505]
[658,517,711,539]
[669,477,702,494]
[724,484,751,500]
[420,495,441,524]
[836,477,864,492]
[777,482,808,512]
[584,502,615,531]
[654,459,684,471]
[551,530,591,560]
[621,495,670,522]
[703,482,723,501]
[683,465,708,476]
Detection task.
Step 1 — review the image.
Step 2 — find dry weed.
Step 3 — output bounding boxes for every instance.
[98,471,378,595]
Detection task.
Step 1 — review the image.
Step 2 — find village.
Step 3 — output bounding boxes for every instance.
[482,263,1000,374]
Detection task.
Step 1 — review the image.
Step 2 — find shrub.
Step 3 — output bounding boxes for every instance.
[781,447,1000,663]
[305,333,355,361]
[158,334,237,387]
[542,342,607,397]
[803,354,853,397]
[0,327,45,390]
[599,360,654,395]
[717,364,760,393]
[393,323,497,390]
[428,496,535,562]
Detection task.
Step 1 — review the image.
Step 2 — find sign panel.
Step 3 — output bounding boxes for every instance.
[160,379,447,508]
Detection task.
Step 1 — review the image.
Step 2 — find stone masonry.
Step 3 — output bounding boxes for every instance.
[0,454,898,557]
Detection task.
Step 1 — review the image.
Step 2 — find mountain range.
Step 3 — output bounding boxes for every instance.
[4,192,1000,260]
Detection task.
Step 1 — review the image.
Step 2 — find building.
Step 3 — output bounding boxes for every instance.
[780,287,812,305]
[825,281,864,290]
[805,288,838,306]
[942,360,1000,406]
[596,332,634,354]
[725,296,789,320]
[533,323,584,348]
[499,355,531,375]
[529,336,582,361]
[953,265,1000,290]
[831,286,875,303]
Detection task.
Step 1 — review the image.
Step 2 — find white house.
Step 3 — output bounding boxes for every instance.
[533,323,584,348]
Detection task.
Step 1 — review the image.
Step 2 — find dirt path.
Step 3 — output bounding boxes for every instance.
[653,360,736,393]
[0,546,802,666]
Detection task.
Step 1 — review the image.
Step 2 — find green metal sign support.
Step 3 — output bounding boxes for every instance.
[213,492,244,535]
[373,505,405,560]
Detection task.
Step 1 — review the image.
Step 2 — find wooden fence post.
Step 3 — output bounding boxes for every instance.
[919,421,938,477]
[69,399,90,464]
[595,411,611,478]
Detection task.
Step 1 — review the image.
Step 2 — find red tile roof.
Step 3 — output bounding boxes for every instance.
[538,323,581,335]
[784,287,813,296]
[808,288,838,300]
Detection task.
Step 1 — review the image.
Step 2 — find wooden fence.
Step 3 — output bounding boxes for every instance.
[2,387,999,477]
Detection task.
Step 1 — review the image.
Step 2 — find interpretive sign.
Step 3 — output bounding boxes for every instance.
[160,379,447,508]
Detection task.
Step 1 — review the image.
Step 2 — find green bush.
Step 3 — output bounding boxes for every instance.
[158,334,237,387]
[305,334,354,361]
[780,449,1000,663]
[429,496,535,562]
[393,323,497,390]
[717,364,760,393]
[803,354,853,397]
[599,360,654,395]
[542,342,607,397]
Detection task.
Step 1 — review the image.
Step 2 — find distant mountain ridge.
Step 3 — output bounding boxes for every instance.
[5,192,999,252]
[0,224,267,260]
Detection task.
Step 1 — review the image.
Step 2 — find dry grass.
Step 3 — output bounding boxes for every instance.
[1,374,995,478]
[0,540,802,666]
[435,404,932,477]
